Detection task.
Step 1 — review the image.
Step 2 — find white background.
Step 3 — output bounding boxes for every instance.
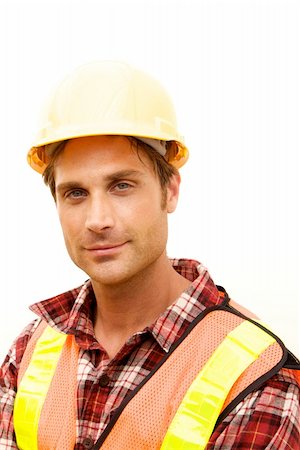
[0,0,299,361]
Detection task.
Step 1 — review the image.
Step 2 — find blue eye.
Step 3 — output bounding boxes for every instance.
[116,183,130,190]
[68,189,86,198]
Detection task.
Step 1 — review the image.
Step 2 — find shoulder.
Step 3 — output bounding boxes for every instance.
[209,368,300,449]
[249,368,300,417]
[1,319,41,377]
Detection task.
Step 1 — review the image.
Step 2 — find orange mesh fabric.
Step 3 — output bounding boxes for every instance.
[100,310,283,450]
[17,321,78,450]
[37,333,78,449]
[17,309,287,450]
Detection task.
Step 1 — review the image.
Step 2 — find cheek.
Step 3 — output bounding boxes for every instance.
[137,204,168,243]
[123,197,164,229]
[58,210,81,242]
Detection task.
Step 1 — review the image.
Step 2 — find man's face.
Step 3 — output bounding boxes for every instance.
[54,135,179,287]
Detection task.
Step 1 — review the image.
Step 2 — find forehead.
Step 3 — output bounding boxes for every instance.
[54,135,155,180]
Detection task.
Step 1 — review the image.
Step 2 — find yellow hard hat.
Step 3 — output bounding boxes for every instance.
[27,61,189,174]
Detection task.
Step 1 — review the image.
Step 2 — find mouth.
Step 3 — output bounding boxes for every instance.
[85,242,128,256]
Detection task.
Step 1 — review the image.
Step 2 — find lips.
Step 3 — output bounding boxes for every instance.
[86,243,126,251]
[84,242,129,258]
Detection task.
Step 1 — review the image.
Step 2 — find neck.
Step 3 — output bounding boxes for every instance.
[91,256,190,358]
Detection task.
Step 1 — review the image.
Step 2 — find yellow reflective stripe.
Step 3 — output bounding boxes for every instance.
[14,326,67,450]
[161,320,275,450]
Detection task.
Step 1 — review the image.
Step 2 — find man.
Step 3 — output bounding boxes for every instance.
[0,61,299,449]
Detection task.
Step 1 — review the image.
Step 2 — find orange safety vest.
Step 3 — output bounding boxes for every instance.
[14,302,300,450]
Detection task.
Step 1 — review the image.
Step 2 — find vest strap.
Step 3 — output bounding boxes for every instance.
[160,320,275,450]
[14,325,67,450]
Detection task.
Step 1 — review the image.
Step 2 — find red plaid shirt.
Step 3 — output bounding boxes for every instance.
[0,259,299,449]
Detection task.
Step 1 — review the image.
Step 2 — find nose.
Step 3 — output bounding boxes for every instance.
[85,194,116,233]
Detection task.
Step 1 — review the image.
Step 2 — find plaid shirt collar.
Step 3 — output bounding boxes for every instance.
[30,259,225,353]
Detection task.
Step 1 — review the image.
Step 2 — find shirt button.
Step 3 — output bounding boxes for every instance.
[82,437,94,449]
[99,373,110,387]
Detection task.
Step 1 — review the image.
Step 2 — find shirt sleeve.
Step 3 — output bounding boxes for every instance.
[0,320,39,448]
[208,369,300,449]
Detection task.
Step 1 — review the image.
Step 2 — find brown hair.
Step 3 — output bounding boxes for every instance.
[42,136,178,202]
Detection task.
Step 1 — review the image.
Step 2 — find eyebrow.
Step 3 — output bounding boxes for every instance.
[56,169,145,194]
[103,169,145,182]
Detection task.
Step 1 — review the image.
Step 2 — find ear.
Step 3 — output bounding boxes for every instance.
[166,173,181,213]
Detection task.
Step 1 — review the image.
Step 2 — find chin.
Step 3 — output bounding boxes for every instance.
[84,263,134,286]
[76,252,162,286]
[91,273,133,287]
